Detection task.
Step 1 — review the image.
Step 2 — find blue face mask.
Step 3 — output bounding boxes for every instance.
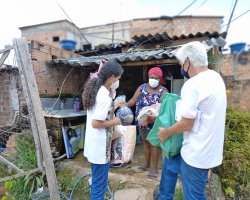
[180,67,190,79]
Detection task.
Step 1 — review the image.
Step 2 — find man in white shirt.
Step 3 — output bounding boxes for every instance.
[157,41,227,200]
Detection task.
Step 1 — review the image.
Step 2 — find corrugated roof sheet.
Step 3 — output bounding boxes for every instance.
[132,31,227,44]
[0,64,18,72]
[48,49,175,67]
[76,31,226,56]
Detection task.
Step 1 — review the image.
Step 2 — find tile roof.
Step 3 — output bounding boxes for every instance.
[76,31,227,56]
[132,31,227,44]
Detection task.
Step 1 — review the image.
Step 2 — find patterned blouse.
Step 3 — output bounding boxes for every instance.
[135,83,166,118]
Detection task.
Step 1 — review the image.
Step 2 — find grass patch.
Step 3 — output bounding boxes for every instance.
[174,188,184,200]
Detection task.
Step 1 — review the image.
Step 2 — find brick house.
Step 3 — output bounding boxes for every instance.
[29,40,86,96]
[20,16,223,50]
[20,20,84,50]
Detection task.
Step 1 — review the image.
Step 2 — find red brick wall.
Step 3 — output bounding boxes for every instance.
[221,52,250,79]
[172,17,221,36]
[132,18,173,36]
[29,41,89,96]
[0,73,11,126]
[0,71,24,126]
[223,75,250,112]
[221,52,250,113]
[132,17,222,37]
[25,31,67,48]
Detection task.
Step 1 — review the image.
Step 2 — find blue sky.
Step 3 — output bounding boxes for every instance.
[0,0,249,52]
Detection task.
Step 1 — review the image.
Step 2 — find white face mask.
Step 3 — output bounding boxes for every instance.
[111,80,119,90]
[149,79,160,88]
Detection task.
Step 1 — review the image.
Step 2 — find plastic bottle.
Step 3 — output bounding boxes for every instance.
[74,98,81,112]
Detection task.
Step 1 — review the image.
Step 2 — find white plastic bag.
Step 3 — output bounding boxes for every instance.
[111,125,136,164]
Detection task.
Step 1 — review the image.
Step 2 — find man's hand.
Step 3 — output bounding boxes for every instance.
[158,127,168,144]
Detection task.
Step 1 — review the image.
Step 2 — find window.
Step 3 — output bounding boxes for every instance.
[53,36,60,42]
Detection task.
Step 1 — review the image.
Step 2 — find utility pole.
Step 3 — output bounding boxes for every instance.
[225,0,239,37]
[112,20,115,48]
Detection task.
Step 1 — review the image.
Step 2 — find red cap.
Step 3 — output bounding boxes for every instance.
[148,67,166,85]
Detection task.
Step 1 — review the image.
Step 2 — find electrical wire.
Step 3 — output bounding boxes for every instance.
[225,0,239,34]
[54,0,89,44]
[54,0,105,61]
[221,9,250,28]
[47,66,75,114]
[120,0,199,59]
[192,0,208,14]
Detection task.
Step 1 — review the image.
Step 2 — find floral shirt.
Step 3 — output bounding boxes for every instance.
[135,83,166,124]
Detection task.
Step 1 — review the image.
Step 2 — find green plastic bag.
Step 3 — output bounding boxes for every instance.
[146,93,183,158]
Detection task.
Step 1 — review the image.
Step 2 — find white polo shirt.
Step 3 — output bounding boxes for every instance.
[84,86,113,164]
[180,69,227,169]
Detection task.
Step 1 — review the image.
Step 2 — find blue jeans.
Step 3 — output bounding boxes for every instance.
[159,154,208,200]
[90,162,110,200]
[159,154,181,200]
[181,158,208,200]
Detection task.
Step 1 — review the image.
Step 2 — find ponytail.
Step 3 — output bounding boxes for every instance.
[82,77,102,110]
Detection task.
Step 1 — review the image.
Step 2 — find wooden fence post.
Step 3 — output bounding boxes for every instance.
[13,38,60,200]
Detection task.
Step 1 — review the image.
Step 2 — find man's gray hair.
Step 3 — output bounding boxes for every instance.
[175,41,208,68]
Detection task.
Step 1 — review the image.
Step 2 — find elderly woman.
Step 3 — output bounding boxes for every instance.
[126,67,167,178]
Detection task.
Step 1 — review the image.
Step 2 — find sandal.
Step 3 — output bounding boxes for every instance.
[137,165,149,172]
[147,169,158,179]
[147,173,158,179]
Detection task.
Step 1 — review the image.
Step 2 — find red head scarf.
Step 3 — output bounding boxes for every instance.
[148,67,165,85]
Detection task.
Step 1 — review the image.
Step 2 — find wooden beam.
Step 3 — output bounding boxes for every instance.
[0,46,13,54]
[0,155,24,173]
[13,38,60,200]
[0,50,10,67]
[121,59,178,67]
[0,168,42,183]
[143,65,148,82]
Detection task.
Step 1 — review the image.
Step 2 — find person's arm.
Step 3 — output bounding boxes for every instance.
[159,87,168,103]
[92,117,121,129]
[126,86,141,107]
[158,117,195,143]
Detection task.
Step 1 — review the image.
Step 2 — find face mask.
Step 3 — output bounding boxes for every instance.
[149,79,160,88]
[180,67,190,79]
[111,80,119,90]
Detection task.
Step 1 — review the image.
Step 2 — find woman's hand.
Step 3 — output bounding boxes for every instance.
[113,117,122,126]
[147,115,156,124]
[115,101,127,109]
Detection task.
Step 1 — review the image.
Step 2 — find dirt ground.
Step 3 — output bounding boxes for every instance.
[58,142,163,200]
